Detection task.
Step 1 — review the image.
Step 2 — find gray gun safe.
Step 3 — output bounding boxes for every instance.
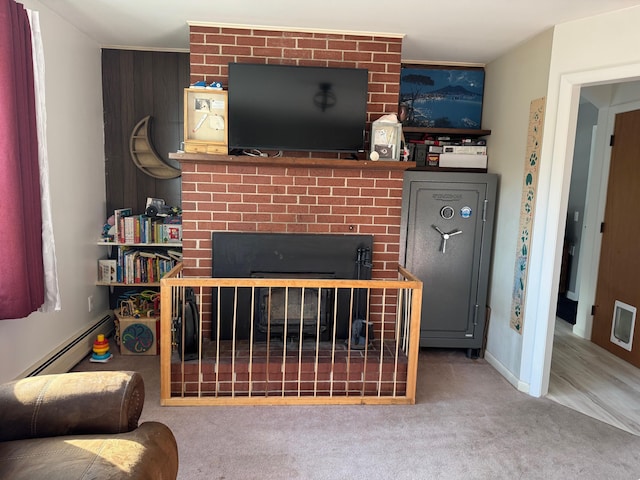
[400,171,498,358]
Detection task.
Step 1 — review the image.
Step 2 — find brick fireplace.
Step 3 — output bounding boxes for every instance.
[159,23,425,404]
[177,24,410,339]
[178,158,411,338]
[211,232,374,341]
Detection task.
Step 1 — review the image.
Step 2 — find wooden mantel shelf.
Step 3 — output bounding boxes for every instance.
[169,152,417,171]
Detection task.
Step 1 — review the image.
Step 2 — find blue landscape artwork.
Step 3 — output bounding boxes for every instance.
[399,66,485,129]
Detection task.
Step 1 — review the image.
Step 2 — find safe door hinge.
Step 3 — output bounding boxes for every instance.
[610,135,615,147]
[482,199,488,222]
[591,305,597,316]
[600,222,605,233]
[465,305,480,337]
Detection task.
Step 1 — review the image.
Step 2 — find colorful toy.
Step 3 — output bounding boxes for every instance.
[190,80,222,89]
[117,290,160,318]
[102,215,115,240]
[89,333,113,363]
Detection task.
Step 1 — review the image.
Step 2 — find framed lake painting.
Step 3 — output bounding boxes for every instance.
[399,65,485,129]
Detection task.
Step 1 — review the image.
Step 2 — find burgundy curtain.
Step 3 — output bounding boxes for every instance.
[0,0,44,319]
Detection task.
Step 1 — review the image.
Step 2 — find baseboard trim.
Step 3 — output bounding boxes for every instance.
[484,350,530,394]
[17,311,114,379]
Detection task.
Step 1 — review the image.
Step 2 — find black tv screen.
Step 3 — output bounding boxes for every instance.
[228,63,368,154]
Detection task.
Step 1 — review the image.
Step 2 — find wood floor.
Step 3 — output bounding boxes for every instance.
[547,318,640,435]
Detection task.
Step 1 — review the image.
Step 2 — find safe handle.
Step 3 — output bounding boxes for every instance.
[432,225,462,253]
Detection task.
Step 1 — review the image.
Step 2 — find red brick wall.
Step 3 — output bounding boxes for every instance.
[189,25,403,124]
[185,24,407,276]
[183,25,407,337]
[181,162,404,279]
[180,160,405,339]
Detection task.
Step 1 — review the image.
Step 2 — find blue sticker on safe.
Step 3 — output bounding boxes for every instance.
[460,206,472,218]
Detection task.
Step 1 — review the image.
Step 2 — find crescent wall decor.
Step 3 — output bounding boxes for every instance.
[510,97,546,333]
[129,116,181,179]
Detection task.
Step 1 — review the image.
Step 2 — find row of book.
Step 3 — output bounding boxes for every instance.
[114,208,182,244]
[98,248,182,284]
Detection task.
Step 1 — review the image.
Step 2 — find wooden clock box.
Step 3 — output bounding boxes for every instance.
[183,88,228,154]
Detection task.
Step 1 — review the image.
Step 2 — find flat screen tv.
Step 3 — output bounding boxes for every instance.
[228,63,368,154]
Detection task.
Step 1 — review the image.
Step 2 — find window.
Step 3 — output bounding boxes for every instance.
[0,1,58,319]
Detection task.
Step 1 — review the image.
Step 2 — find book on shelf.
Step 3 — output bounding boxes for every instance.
[138,251,157,283]
[114,208,132,243]
[124,249,138,284]
[109,246,178,284]
[99,209,182,285]
[124,216,136,244]
[98,259,117,283]
[162,224,182,243]
[110,212,181,244]
[155,251,171,261]
[167,249,182,262]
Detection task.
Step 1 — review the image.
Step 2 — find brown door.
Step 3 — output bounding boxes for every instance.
[591,109,640,367]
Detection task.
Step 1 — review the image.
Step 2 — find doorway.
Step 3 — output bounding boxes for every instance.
[557,86,640,346]
[548,88,640,430]
[555,99,598,327]
[525,65,640,399]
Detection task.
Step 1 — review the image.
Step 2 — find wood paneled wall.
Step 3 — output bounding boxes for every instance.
[102,49,189,216]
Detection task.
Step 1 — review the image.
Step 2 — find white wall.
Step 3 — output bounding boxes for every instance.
[480,29,553,391]
[520,5,640,396]
[0,0,107,382]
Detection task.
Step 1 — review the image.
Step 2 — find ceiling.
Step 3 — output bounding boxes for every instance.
[45,0,640,64]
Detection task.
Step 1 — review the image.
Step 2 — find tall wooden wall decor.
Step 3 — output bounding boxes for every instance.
[102,49,189,215]
[510,97,546,333]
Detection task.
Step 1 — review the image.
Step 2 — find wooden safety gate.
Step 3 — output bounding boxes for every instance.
[160,265,422,406]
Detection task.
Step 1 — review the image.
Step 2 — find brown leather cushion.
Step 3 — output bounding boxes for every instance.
[0,422,178,480]
[0,371,144,442]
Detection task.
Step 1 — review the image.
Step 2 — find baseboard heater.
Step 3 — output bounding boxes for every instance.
[18,311,114,379]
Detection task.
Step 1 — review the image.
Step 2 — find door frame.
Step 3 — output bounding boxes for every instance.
[522,63,640,397]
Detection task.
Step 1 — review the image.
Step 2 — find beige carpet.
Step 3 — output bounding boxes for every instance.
[74,340,640,479]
